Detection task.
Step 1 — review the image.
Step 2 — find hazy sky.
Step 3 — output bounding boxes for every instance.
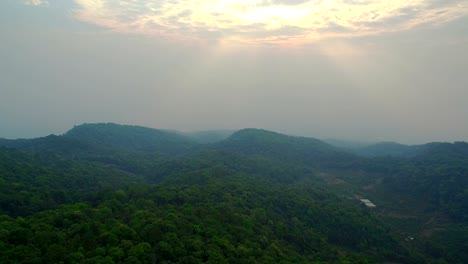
[1,0,468,144]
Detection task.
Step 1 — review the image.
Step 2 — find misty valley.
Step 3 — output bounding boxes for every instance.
[0,123,466,263]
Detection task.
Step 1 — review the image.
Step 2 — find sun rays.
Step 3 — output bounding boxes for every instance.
[71,0,468,45]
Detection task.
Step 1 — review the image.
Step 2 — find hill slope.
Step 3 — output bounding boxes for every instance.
[0,134,97,155]
[65,123,197,154]
[353,142,425,158]
[216,128,361,169]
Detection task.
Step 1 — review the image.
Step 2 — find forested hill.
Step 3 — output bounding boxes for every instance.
[352,142,426,158]
[215,128,360,168]
[0,123,467,263]
[415,141,468,163]
[0,134,97,155]
[181,130,235,143]
[0,123,200,156]
[65,123,198,154]
[0,147,144,216]
[379,141,468,221]
[219,128,332,152]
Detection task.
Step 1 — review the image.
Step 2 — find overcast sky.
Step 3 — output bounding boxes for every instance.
[1,0,468,144]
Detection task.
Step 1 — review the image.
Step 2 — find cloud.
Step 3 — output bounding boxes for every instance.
[21,0,49,6]
[71,0,468,44]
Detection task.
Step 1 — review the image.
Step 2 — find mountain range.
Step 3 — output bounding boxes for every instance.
[0,123,466,263]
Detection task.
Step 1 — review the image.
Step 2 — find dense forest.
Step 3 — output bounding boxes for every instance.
[0,123,466,263]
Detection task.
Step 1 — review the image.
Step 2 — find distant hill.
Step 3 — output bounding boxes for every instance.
[323,138,372,149]
[415,141,468,163]
[181,130,235,143]
[0,123,199,155]
[64,123,197,154]
[353,142,426,158]
[0,134,97,155]
[219,128,332,152]
[323,139,427,158]
[215,128,360,169]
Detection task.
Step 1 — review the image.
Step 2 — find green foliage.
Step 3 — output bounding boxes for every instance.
[0,148,143,216]
[380,142,468,222]
[0,123,466,263]
[0,171,409,263]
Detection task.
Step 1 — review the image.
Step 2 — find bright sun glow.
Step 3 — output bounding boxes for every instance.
[215,0,309,27]
[72,0,468,45]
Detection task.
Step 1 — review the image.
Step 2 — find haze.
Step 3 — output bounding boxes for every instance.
[1,0,468,144]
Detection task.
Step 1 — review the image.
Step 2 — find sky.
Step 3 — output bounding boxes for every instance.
[1,0,468,144]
